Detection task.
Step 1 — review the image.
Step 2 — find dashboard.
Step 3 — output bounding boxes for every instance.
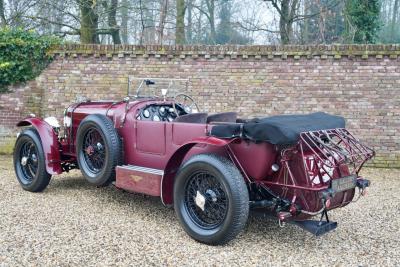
[136,104,186,122]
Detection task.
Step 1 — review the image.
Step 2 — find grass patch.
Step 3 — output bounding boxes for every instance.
[0,137,15,155]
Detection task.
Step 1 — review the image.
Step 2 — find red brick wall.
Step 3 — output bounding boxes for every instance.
[0,44,399,167]
[0,80,43,153]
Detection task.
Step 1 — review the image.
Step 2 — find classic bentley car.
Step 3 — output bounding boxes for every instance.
[13,78,374,245]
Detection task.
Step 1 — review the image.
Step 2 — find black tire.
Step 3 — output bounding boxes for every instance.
[13,128,52,192]
[76,114,121,186]
[174,154,249,245]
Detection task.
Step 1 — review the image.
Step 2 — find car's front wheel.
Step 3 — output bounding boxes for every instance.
[13,128,52,192]
[174,154,249,245]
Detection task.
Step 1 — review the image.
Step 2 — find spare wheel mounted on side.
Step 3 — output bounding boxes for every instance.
[76,114,121,186]
[173,154,249,245]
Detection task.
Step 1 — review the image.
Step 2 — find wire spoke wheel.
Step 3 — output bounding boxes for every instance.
[184,171,229,229]
[19,140,38,182]
[13,128,52,192]
[76,114,121,186]
[82,127,106,174]
[174,154,249,245]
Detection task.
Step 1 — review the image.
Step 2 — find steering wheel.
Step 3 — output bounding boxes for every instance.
[172,93,200,116]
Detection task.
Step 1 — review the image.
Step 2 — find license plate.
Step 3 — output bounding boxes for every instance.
[331,175,357,192]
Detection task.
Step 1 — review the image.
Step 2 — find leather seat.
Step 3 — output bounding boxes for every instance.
[207,112,238,123]
[174,113,208,123]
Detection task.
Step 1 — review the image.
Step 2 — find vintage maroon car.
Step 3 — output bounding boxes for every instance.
[13,78,374,245]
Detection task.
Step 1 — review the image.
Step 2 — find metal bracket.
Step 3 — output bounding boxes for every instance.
[293,210,337,236]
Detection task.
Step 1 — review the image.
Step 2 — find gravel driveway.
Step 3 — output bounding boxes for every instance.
[0,155,399,266]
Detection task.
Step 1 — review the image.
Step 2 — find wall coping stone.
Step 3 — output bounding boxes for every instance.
[51,44,400,59]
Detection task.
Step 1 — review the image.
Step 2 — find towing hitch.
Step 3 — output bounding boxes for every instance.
[293,210,337,236]
[356,178,370,189]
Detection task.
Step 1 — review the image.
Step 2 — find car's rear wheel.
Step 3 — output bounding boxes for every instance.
[13,128,51,192]
[174,154,249,245]
[76,114,121,186]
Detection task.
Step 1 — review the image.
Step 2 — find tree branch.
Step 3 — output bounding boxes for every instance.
[0,0,7,26]
[289,0,299,23]
[233,21,280,34]
[23,15,80,31]
[54,30,81,37]
[43,1,81,23]
[292,0,343,21]
[263,0,282,16]
[191,3,211,22]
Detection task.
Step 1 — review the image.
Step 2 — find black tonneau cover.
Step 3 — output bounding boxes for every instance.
[210,112,345,145]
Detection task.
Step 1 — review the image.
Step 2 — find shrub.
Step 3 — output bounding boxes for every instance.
[0,28,60,93]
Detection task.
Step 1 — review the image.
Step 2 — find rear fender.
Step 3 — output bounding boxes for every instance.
[161,136,236,205]
[16,118,62,175]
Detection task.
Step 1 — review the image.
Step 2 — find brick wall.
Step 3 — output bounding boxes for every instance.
[0,44,399,167]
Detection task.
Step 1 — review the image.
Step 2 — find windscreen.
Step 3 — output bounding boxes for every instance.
[128,77,189,98]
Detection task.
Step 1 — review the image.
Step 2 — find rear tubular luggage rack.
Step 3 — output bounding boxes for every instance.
[299,128,375,176]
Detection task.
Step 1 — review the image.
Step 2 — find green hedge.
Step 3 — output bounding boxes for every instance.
[0,28,60,93]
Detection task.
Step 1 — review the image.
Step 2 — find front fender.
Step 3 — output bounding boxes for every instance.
[17,118,62,175]
[161,136,237,205]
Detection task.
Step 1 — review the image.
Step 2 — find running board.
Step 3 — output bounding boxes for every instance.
[293,220,338,236]
[115,165,164,196]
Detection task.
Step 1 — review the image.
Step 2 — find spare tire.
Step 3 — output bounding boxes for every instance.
[76,114,121,186]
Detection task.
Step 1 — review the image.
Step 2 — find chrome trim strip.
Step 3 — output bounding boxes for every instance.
[118,165,164,176]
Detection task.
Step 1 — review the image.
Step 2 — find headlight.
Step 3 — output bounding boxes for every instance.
[44,116,61,128]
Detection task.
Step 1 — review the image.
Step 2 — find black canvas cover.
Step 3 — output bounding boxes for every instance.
[210,112,345,145]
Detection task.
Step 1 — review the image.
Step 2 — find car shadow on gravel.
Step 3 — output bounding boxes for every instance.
[48,173,174,213]
[51,169,390,250]
[48,174,90,190]
[47,174,309,243]
[248,212,307,236]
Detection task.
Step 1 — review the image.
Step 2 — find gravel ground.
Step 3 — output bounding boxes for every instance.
[0,155,399,266]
